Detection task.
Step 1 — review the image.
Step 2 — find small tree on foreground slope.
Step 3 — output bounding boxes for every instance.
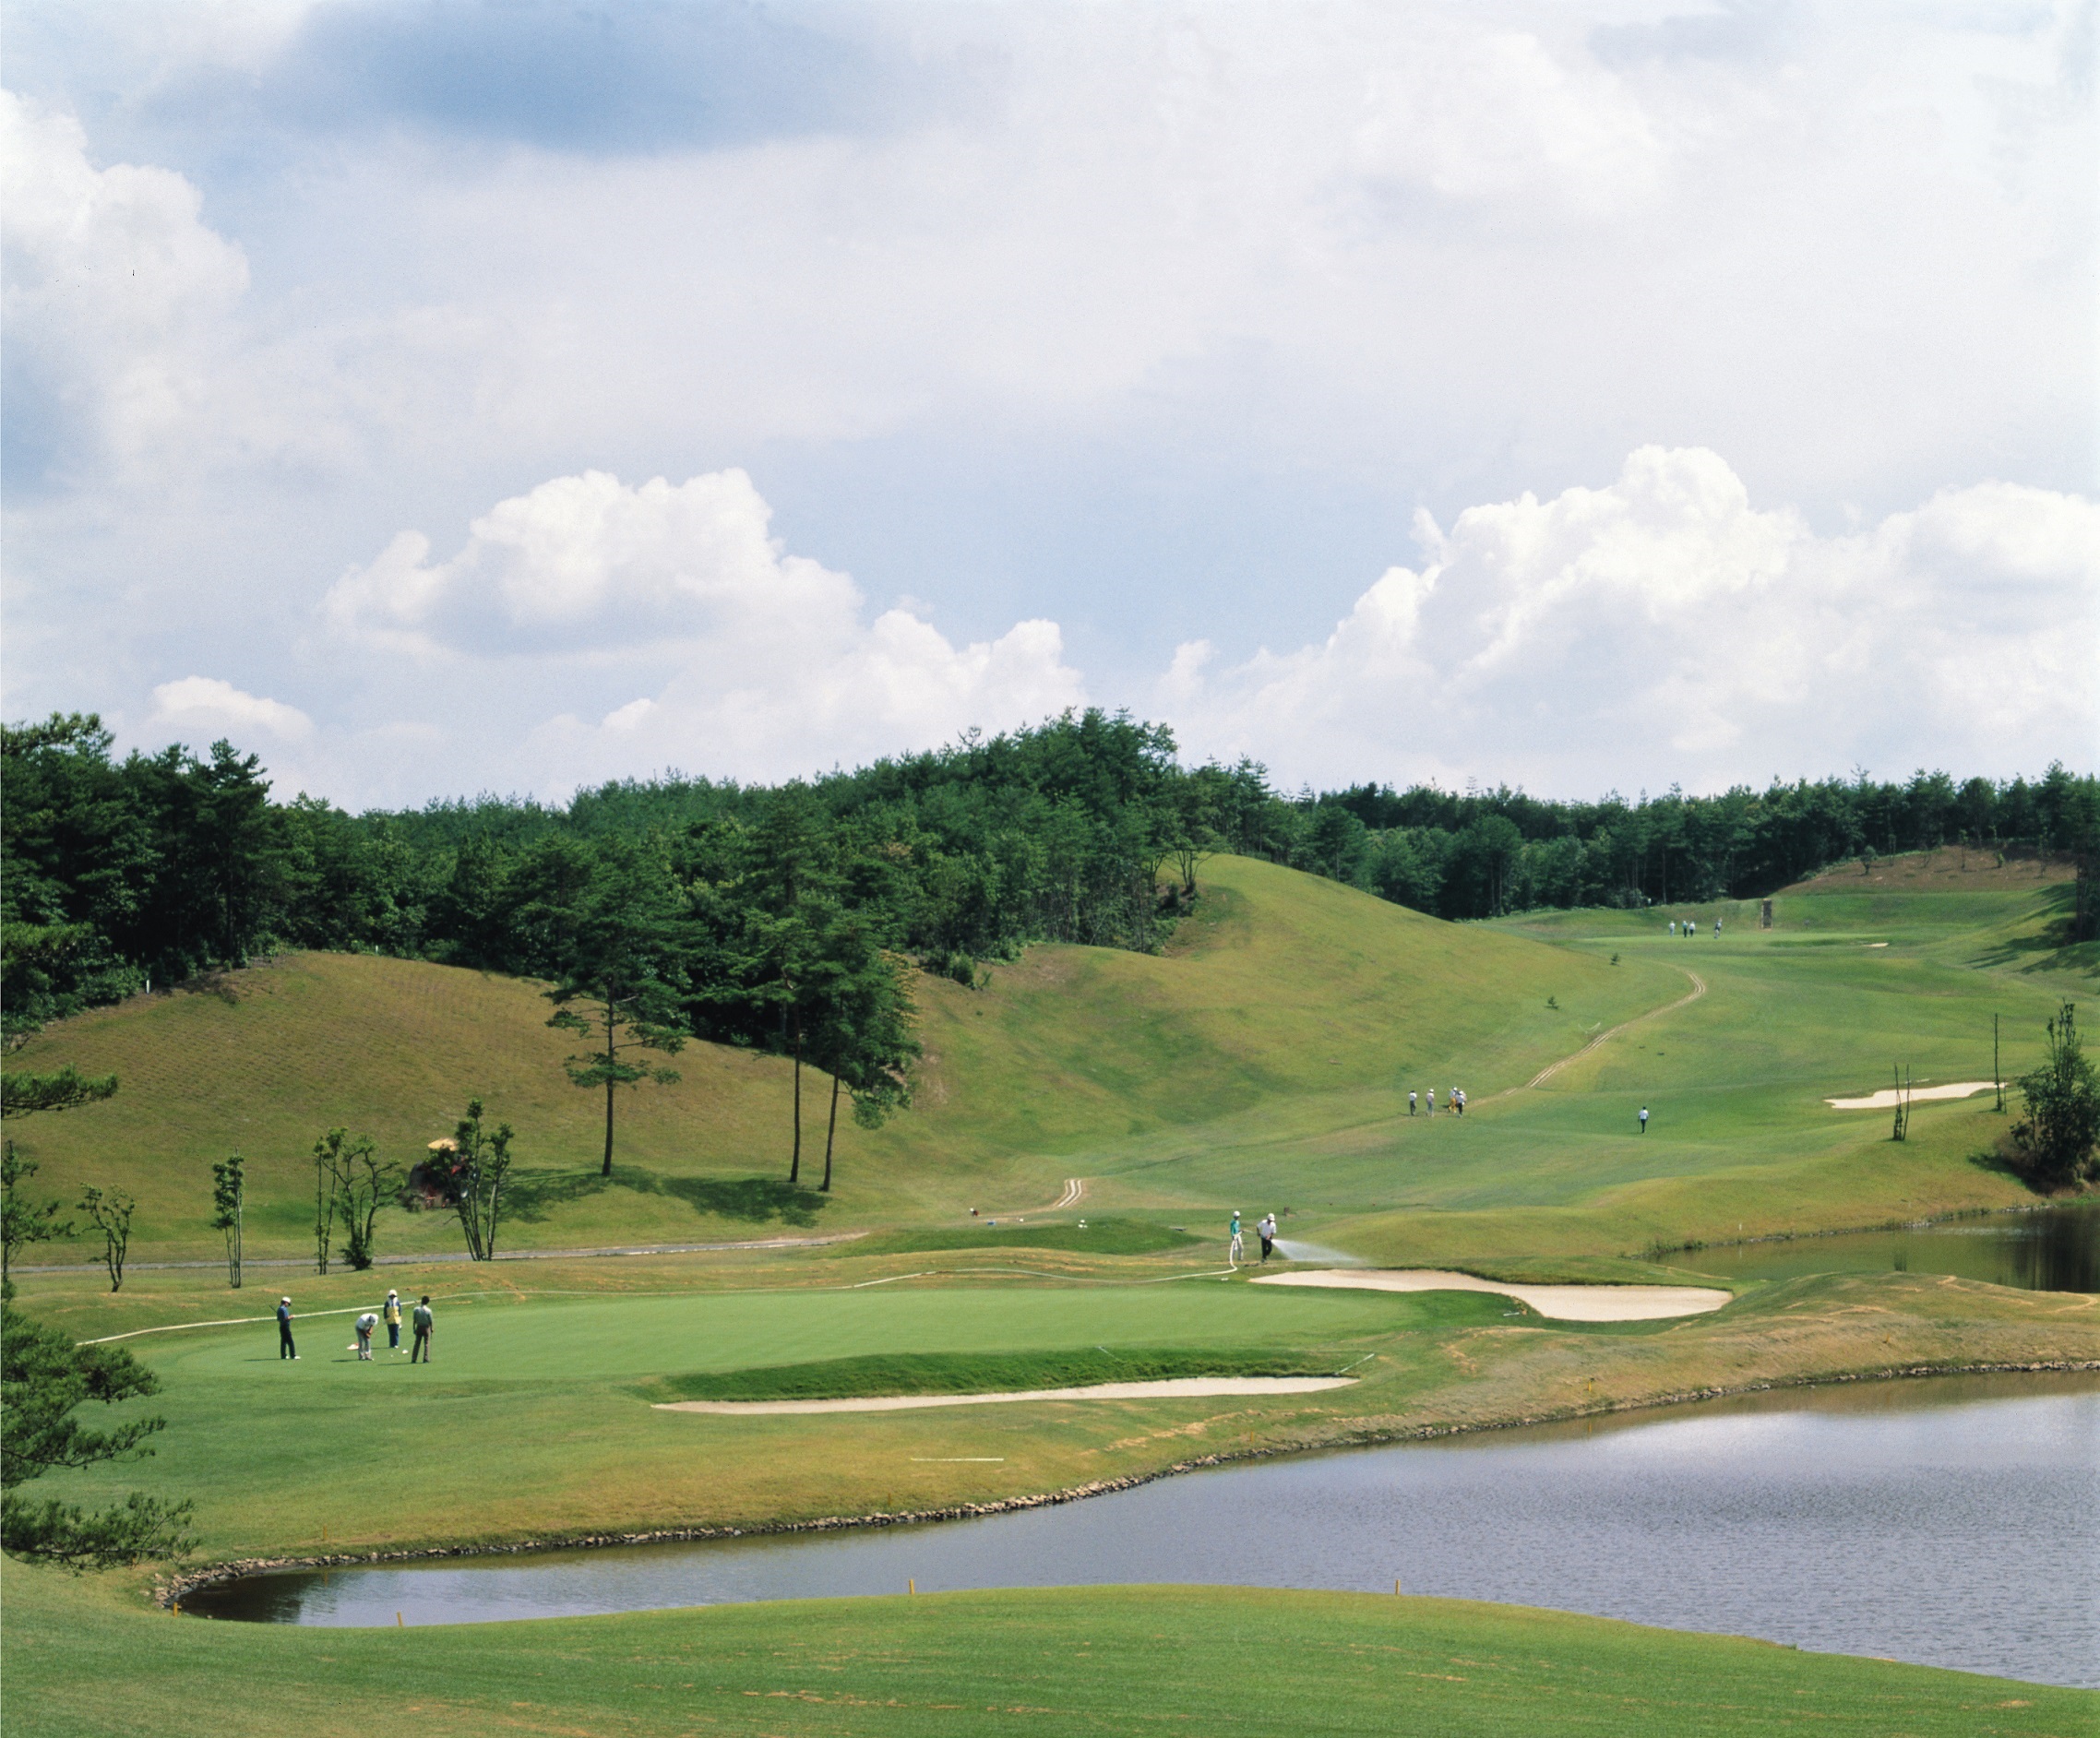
[78,1187,136,1292]
[312,1132,400,1271]
[423,1099,516,1261]
[210,1153,245,1288]
[0,1295,194,1569]
[0,1063,115,1284]
[2011,1003,2100,1187]
[1,1142,73,1287]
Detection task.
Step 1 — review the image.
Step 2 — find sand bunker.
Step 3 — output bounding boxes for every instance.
[1252,1268,1731,1321]
[1825,1081,1996,1111]
[654,1375,1357,1415]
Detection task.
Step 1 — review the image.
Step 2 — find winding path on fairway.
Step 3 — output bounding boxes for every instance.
[1056,974,1711,1218]
[1516,967,1707,1093]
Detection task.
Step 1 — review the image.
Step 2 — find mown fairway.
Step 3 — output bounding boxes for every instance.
[11,1577,2086,1738]
[4,851,2094,1736]
[6,853,2085,1273]
[13,1256,2094,1565]
[5,854,1685,1262]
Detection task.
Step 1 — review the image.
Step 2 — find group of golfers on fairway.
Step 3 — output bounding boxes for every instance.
[276,1291,434,1363]
[1407,1087,1468,1116]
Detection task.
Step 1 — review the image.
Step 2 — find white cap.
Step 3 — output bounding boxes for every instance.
[280,1296,291,1304]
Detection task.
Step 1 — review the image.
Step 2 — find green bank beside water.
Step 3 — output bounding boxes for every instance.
[5,1576,2085,1738]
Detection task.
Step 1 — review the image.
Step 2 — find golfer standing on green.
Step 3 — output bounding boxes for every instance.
[410,1295,435,1363]
[277,1296,297,1360]
[1228,1211,1245,1268]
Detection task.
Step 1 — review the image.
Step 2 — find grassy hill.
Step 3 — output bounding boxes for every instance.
[5,851,2087,1268]
[6,850,2094,1737]
[4,855,1680,1262]
[13,1576,2084,1738]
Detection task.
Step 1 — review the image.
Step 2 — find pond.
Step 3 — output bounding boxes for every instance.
[1687,1200,2100,1292]
[185,1372,2100,1688]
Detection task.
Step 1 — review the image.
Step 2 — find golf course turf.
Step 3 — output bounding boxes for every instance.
[4,850,2094,1734]
[7,1578,2089,1738]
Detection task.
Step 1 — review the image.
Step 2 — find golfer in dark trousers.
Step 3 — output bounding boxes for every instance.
[411,1296,435,1363]
[277,1296,298,1360]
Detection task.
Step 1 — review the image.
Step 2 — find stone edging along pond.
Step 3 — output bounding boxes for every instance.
[154,1357,2100,1610]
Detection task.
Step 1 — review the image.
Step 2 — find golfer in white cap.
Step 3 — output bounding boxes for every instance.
[276,1296,297,1360]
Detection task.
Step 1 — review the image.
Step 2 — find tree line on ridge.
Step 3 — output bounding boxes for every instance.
[6,708,2094,1054]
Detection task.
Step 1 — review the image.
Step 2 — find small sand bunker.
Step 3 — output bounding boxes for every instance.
[655,1375,1357,1416]
[1826,1081,1997,1111]
[1253,1268,1730,1322]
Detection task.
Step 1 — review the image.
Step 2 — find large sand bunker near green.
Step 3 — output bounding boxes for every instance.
[654,1375,1359,1415]
[1254,1269,1731,1321]
[1825,1080,1997,1110]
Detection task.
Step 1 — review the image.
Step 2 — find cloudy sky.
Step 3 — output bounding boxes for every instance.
[3,0,2093,809]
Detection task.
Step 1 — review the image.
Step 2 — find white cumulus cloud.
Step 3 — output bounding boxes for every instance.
[1160,447,2099,790]
[0,89,249,480]
[323,467,1087,787]
[149,676,313,743]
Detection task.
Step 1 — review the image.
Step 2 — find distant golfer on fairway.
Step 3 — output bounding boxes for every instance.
[384,1289,402,1351]
[1409,1090,1417,1116]
[1640,1105,1650,1135]
[277,1296,297,1360]
[1258,1213,1277,1262]
[411,1295,435,1363]
[1229,1211,1245,1267]
[353,1311,378,1361]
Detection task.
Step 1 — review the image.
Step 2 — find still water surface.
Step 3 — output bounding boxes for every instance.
[189,1374,2100,1687]
[1688,1200,2099,1292]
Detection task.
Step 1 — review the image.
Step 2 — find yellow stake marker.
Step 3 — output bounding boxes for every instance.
[1395,1579,1402,1596]
[397,1612,404,1627]
[909,1578,916,1595]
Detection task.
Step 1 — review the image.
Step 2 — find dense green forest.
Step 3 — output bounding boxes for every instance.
[5,708,2094,1049]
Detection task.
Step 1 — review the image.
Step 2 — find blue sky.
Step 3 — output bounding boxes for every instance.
[2,0,2093,807]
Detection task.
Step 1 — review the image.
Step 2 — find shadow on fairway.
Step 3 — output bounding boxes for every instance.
[502,1165,828,1229]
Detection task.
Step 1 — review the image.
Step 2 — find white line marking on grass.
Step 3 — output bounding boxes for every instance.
[77,1291,526,1344]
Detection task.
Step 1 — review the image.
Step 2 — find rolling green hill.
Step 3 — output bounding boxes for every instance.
[6,849,2094,1738]
[5,851,2086,1268]
[4,855,1679,1262]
